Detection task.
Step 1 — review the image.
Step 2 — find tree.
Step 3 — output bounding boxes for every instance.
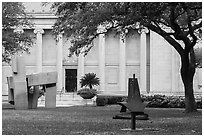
[52,2,202,112]
[2,2,33,63]
[80,73,100,89]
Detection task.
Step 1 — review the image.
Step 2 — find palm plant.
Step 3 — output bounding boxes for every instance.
[80,73,100,89]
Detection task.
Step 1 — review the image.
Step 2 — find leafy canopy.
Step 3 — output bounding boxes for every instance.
[52,2,202,57]
[2,2,33,63]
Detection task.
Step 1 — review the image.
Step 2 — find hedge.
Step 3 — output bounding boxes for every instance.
[96,96,124,106]
[96,94,202,109]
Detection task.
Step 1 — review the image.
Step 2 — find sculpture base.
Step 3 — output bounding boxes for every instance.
[113,112,149,120]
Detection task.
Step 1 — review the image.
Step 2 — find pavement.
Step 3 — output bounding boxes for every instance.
[2,93,96,108]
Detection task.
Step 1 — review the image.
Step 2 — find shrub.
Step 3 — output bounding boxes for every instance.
[28,86,45,98]
[197,101,202,109]
[107,97,123,104]
[96,96,125,106]
[96,94,202,109]
[195,95,202,109]
[96,97,108,106]
[143,95,202,109]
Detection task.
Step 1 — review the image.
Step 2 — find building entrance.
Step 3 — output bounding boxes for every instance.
[65,69,77,92]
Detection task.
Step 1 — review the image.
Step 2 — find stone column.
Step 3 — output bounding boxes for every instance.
[77,52,85,90]
[33,28,44,108]
[34,28,44,73]
[56,34,63,91]
[138,28,149,94]
[119,31,127,94]
[97,25,106,93]
[149,30,155,93]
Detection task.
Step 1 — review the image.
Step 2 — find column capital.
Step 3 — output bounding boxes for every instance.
[34,28,43,73]
[138,27,149,34]
[139,27,148,93]
[34,28,44,34]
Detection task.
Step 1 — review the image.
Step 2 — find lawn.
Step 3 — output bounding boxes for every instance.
[2,104,202,135]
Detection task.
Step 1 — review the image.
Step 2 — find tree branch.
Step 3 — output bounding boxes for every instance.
[168,3,192,48]
[147,23,184,56]
[175,10,185,20]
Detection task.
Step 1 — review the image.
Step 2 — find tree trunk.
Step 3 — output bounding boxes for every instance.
[180,50,197,113]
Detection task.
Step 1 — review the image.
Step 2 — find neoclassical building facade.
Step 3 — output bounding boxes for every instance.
[2,4,202,97]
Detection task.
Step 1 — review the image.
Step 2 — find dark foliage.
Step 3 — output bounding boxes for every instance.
[96,94,202,109]
[80,73,100,89]
[96,97,108,106]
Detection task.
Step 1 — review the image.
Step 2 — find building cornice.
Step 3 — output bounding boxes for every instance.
[27,12,57,19]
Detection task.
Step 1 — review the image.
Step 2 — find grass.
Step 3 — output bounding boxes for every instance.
[2,104,202,135]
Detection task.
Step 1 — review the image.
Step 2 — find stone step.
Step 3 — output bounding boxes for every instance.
[2,94,96,107]
[38,99,95,107]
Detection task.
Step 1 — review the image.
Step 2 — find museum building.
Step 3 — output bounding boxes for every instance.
[2,3,202,97]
